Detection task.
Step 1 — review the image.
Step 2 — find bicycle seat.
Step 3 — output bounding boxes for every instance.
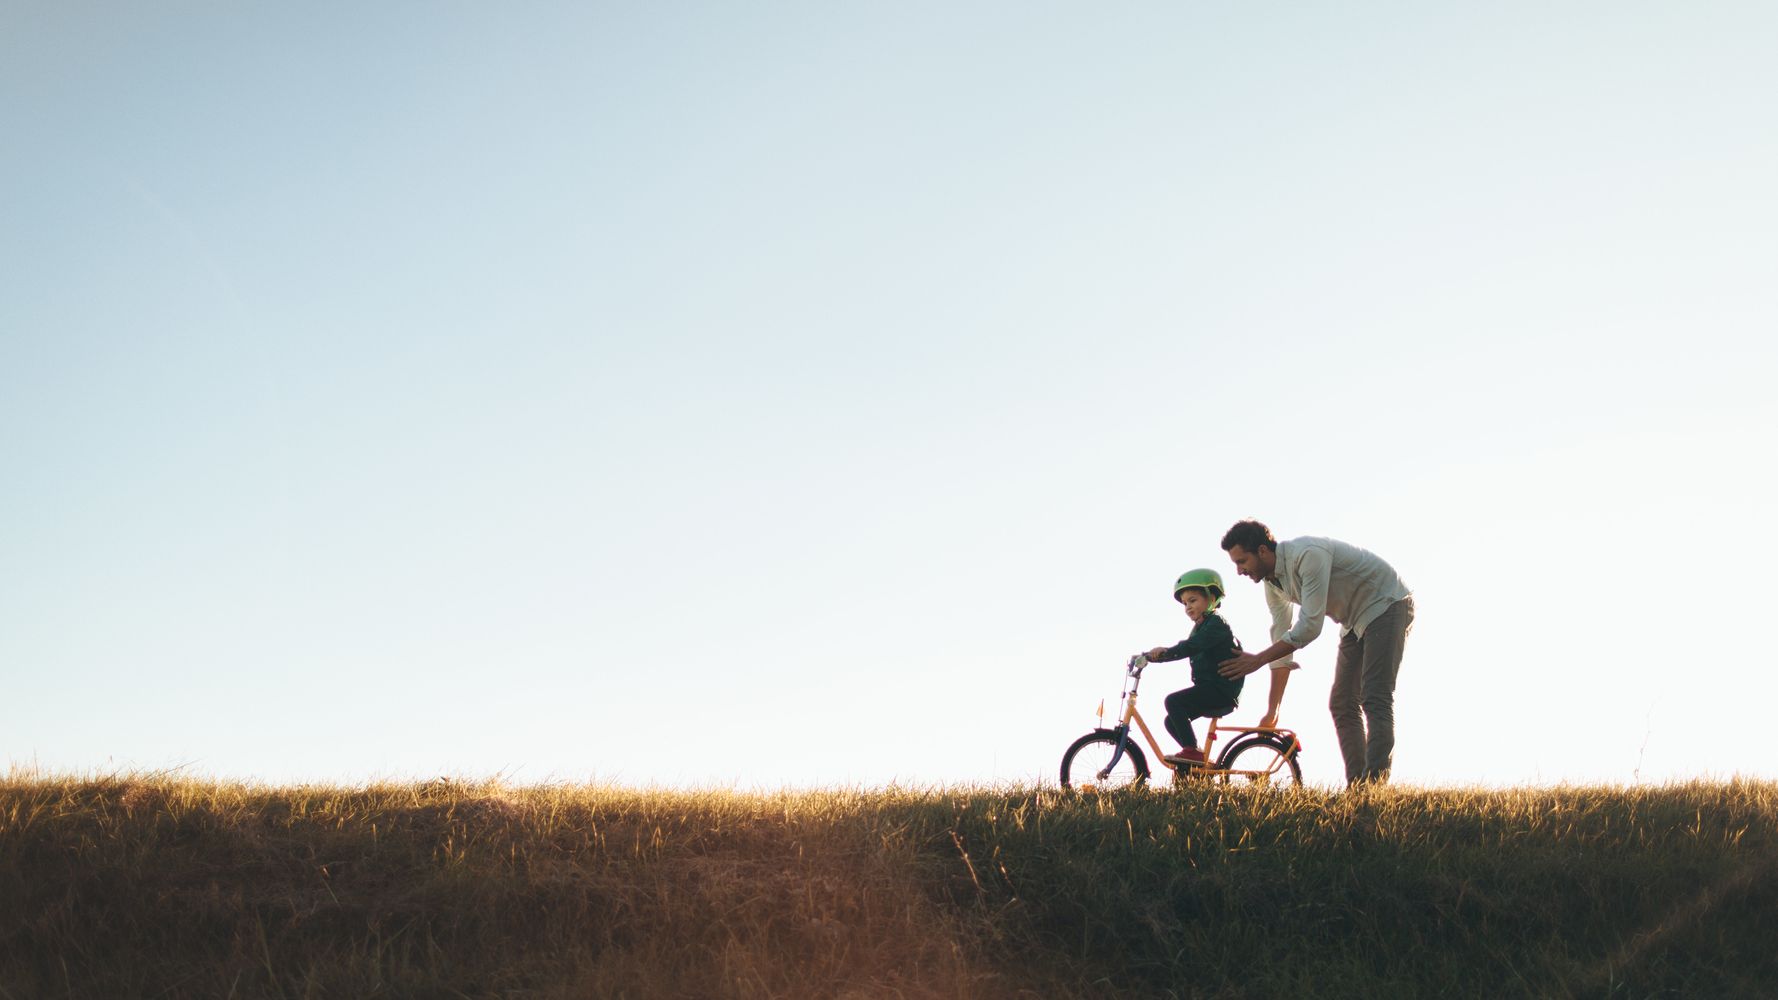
[1204,707,1236,719]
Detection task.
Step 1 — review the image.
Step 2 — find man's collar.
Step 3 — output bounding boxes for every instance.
[1265,540,1289,586]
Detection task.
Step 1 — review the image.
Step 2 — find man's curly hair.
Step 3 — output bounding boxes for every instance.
[1220,519,1277,554]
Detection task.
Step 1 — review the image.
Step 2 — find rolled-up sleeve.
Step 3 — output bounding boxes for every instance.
[1283,546,1331,648]
[1264,583,1299,669]
[1266,583,1294,646]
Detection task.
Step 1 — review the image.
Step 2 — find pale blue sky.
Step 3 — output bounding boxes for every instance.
[4,3,1774,788]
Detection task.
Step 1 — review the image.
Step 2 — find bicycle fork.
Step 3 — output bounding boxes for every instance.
[1098,724,1136,781]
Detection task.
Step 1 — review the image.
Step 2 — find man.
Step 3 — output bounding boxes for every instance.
[1216,520,1415,785]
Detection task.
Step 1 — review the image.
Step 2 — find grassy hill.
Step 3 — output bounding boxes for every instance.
[2,774,1773,999]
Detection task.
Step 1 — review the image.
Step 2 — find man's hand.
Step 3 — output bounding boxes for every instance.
[1145,647,1170,660]
[1257,711,1280,729]
[1218,652,1268,679]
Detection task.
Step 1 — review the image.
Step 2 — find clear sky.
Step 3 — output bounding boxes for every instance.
[4,3,1775,790]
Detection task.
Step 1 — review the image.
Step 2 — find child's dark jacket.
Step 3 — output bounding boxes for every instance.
[1149,611,1244,705]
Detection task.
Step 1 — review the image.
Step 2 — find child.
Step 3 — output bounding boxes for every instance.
[1140,568,1244,766]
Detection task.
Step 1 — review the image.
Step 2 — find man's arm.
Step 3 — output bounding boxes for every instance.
[1265,582,1298,670]
[1257,663,1293,729]
[1219,637,1297,678]
[1223,572,1308,679]
[1282,545,1331,648]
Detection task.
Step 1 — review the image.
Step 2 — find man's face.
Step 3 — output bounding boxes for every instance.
[1226,543,1275,583]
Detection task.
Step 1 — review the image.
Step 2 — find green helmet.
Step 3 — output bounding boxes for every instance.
[1172,568,1226,607]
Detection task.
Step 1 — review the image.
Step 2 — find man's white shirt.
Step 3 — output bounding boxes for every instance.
[1265,536,1412,667]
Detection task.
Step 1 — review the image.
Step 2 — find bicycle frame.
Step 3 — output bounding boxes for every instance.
[1099,656,1301,783]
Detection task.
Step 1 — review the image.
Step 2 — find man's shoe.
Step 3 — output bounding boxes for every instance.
[1163,747,1207,766]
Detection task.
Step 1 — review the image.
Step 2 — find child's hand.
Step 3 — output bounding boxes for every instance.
[1145,647,1169,660]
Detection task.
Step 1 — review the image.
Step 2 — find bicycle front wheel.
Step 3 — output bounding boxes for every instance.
[1059,730,1149,791]
[1216,737,1302,788]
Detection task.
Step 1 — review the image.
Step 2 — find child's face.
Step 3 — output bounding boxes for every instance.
[1179,590,1214,623]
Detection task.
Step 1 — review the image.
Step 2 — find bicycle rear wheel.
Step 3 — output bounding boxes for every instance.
[1215,737,1302,788]
[1059,730,1149,791]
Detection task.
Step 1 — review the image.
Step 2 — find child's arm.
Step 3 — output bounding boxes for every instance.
[1147,616,1223,662]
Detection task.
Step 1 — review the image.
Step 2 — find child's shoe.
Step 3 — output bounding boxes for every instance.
[1163,747,1207,767]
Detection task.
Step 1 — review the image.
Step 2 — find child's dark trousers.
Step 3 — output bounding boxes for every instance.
[1163,686,1236,750]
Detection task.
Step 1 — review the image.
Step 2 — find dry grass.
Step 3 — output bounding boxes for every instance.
[2,772,1774,999]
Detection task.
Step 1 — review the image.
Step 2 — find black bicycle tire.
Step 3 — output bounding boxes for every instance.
[1059,730,1150,791]
[1216,736,1303,787]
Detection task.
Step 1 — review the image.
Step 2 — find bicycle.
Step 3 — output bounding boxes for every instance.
[1059,654,1303,790]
